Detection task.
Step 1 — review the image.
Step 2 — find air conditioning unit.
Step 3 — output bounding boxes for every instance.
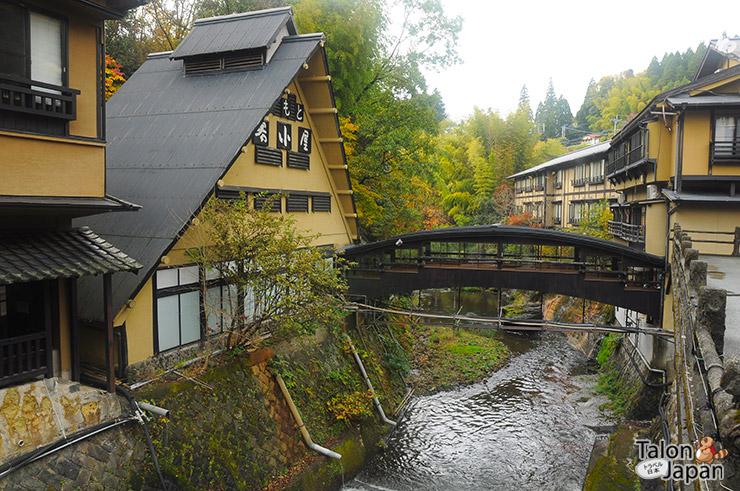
[647,184,659,200]
[617,192,626,205]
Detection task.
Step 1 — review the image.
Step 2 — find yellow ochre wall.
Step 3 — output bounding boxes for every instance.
[647,119,675,182]
[673,207,740,255]
[644,202,667,257]
[0,135,104,196]
[67,15,101,139]
[681,111,711,176]
[114,280,154,366]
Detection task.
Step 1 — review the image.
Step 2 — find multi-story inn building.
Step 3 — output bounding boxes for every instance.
[0,0,143,392]
[510,142,617,228]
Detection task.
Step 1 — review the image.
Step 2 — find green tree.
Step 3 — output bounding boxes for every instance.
[535,79,572,140]
[187,194,347,348]
[531,138,567,165]
[575,199,613,239]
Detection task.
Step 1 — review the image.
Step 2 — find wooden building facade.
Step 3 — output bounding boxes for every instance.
[0,0,143,391]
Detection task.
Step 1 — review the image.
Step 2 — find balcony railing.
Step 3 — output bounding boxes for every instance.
[554,181,562,189]
[627,143,645,165]
[588,175,605,185]
[0,331,51,387]
[572,178,587,187]
[534,184,544,191]
[608,221,645,243]
[0,74,78,121]
[711,140,740,164]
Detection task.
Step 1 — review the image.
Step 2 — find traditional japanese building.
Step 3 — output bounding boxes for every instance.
[0,0,143,391]
[607,37,740,257]
[509,142,617,228]
[76,7,358,378]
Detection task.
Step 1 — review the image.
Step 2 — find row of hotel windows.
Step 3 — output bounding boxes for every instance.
[515,160,606,193]
[519,200,600,225]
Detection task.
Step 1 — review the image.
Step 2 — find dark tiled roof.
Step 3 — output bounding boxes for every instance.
[76,30,324,321]
[508,141,611,179]
[0,194,140,212]
[0,227,141,285]
[170,7,297,59]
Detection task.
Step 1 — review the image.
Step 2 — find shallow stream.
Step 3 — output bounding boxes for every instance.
[343,289,613,490]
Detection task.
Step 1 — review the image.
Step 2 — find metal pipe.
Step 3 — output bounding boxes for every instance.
[274,374,342,460]
[138,401,170,418]
[344,335,397,426]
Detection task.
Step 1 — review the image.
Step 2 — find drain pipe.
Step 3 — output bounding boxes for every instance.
[274,374,342,460]
[345,334,397,427]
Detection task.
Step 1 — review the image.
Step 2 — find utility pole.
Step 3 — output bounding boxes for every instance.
[611,115,622,133]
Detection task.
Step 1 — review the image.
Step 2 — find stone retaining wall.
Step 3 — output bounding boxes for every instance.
[670,224,740,488]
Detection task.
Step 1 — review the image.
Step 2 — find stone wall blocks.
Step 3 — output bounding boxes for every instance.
[689,261,708,290]
[723,355,740,399]
[684,247,699,264]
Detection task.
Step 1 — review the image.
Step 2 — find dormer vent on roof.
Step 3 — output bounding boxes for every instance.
[171,6,298,75]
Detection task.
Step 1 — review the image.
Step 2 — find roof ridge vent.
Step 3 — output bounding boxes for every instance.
[183,50,265,76]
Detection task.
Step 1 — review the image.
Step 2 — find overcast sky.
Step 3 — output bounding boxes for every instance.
[422,0,740,122]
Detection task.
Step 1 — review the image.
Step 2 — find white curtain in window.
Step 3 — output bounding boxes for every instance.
[30,12,62,88]
[716,117,736,142]
[157,296,180,351]
[179,291,200,345]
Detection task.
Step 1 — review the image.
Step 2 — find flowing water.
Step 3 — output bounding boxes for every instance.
[343,290,613,491]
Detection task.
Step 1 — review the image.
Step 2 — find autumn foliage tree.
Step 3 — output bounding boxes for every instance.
[105,55,126,100]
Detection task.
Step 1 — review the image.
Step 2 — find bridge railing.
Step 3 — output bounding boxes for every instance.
[346,245,661,290]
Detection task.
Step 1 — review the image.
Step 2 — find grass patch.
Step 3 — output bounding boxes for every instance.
[409,325,508,392]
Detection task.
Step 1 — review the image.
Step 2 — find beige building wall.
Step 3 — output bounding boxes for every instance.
[0,135,104,197]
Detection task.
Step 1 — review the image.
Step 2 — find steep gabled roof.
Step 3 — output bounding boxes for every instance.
[76,24,327,321]
[170,7,297,60]
[508,141,611,179]
[694,38,740,81]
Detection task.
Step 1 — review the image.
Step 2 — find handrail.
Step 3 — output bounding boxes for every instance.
[0,74,80,95]
[0,75,78,121]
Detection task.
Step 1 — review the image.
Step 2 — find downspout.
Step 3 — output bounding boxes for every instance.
[660,199,680,330]
[344,334,397,426]
[675,111,685,192]
[274,374,342,460]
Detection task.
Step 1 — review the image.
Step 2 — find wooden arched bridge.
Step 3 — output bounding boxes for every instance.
[339,225,665,319]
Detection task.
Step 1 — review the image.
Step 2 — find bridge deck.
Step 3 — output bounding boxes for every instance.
[342,225,665,318]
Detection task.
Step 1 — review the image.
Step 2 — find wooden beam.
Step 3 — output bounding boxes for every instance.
[308,108,337,115]
[337,190,353,195]
[103,273,115,393]
[328,165,348,170]
[318,137,344,143]
[344,213,358,218]
[43,281,53,379]
[301,75,331,83]
[69,278,80,382]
